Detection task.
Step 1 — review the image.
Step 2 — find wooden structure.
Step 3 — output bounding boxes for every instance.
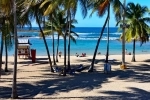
[18,39,31,58]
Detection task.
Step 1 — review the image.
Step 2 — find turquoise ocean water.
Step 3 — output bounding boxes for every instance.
[1,27,150,56]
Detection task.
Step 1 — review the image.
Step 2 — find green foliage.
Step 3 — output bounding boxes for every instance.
[117,2,150,46]
[39,9,78,43]
[1,20,13,51]
[88,0,123,22]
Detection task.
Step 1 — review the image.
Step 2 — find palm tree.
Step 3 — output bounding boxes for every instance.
[49,14,56,65]
[4,20,12,72]
[120,2,150,62]
[41,0,87,75]
[40,12,78,67]
[63,13,68,76]
[0,0,13,78]
[35,12,54,72]
[0,19,4,77]
[0,17,2,77]
[39,10,65,63]
[87,0,124,72]
[22,0,54,72]
[11,0,18,98]
[0,1,8,77]
[67,19,78,71]
[61,0,87,75]
[39,18,59,65]
[41,14,57,66]
[121,0,126,69]
[67,10,71,71]
[105,3,110,63]
[54,11,66,62]
[4,35,8,72]
[0,0,32,75]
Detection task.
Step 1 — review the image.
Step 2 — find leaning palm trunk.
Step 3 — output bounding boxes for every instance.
[4,20,10,72]
[63,31,67,76]
[51,20,56,65]
[11,0,18,98]
[5,36,8,72]
[121,0,126,67]
[105,3,110,63]
[35,13,54,72]
[63,13,69,76]
[131,39,136,62]
[88,11,109,72]
[0,32,4,78]
[105,22,109,63]
[56,34,59,62]
[67,11,71,71]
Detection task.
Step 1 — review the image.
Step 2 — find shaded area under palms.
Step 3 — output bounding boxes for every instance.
[1,62,150,99]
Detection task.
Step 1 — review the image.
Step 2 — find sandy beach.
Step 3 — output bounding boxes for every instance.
[0,54,150,99]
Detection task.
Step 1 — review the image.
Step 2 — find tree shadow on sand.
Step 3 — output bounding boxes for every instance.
[99,87,150,100]
[9,58,49,67]
[0,86,12,98]
[109,64,150,83]
[1,68,13,76]
[76,58,131,67]
[143,59,150,62]
[0,71,112,99]
[1,61,150,99]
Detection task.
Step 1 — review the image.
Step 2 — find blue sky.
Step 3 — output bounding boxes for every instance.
[32,0,149,27]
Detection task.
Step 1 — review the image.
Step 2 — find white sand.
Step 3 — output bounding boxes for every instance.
[0,54,150,99]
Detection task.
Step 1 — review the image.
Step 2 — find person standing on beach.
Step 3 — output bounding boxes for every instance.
[59,51,62,58]
[75,53,79,57]
[125,49,127,54]
[98,52,101,55]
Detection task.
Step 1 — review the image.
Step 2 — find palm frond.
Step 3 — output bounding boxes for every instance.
[99,0,109,16]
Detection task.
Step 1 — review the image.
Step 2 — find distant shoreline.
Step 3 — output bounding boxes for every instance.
[2,27,149,57]
[17,29,39,32]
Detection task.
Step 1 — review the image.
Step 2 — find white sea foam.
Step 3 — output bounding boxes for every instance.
[75,32,121,35]
[28,35,119,41]
[112,32,122,35]
[28,36,40,39]
[75,37,119,40]
[18,31,122,41]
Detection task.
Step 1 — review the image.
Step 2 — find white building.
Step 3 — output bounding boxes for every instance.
[18,38,31,58]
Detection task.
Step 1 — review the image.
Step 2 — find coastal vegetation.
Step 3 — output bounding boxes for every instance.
[117,2,150,62]
[0,0,150,99]
[87,0,124,72]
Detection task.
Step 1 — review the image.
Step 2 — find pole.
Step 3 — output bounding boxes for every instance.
[121,0,126,69]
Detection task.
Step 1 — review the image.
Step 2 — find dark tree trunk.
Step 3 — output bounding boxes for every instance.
[0,18,5,78]
[63,11,69,76]
[131,39,136,62]
[52,32,56,65]
[0,30,4,78]
[51,18,56,65]
[11,0,18,98]
[5,36,8,72]
[35,13,54,72]
[56,35,59,62]
[105,3,110,63]
[63,31,67,76]
[121,0,126,67]
[67,11,71,71]
[88,10,109,72]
